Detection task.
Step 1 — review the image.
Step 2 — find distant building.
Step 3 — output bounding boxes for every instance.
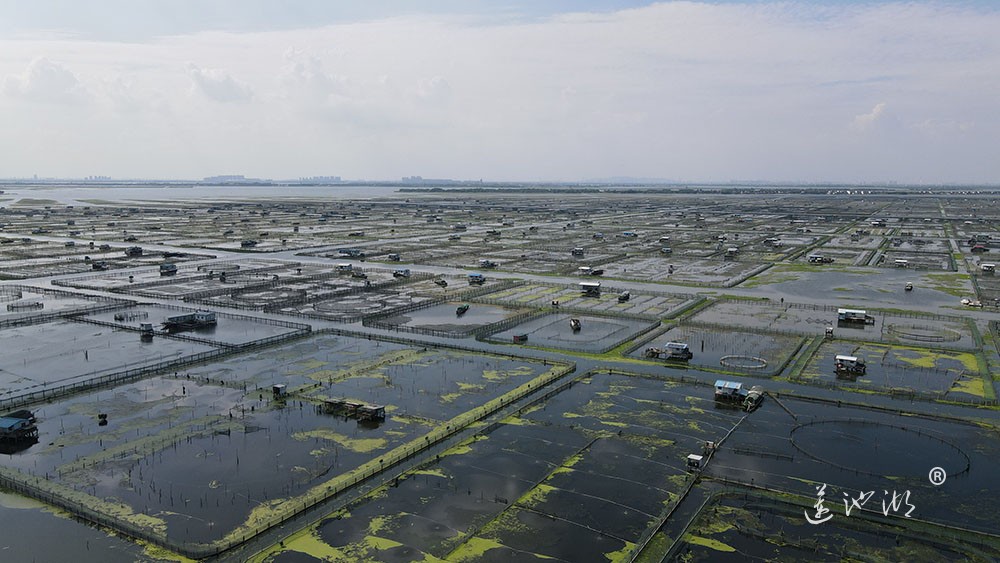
[298,176,342,184]
[401,176,457,184]
[204,175,246,183]
[202,175,270,184]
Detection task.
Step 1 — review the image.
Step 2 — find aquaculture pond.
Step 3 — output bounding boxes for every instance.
[0,333,562,548]
[0,490,158,563]
[690,299,977,350]
[0,286,104,321]
[289,292,431,320]
[379,302,520,335]
[691,299,867,335]
[741,267,970,309]
[630,326,802,376]
[0,319,216,395]
[85,305,302,345]
[253,372,748,563]
[486,313,655,353]
[672,492,999,562]
[479,282,688,318]
[799,341,989,399]
[598,256,764,286]
[704,396,1000,537]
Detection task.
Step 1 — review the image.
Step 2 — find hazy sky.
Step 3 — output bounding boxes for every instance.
[1,1,998,183]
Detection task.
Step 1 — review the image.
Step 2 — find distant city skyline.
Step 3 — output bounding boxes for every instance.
[1,1,998,184]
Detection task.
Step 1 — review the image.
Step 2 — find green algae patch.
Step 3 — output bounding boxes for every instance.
[292,429,387,454]
[516,483,556,509]
[666,473,691,488]
[951,375,987,398]
[694,506,737,535]
[441,434,489,457]
[250,527,348,563]
[604,541,636,562]
[601,420,629,428]
[457,382,485,392]
[364,535,403,550]
[894,348,977,370]
[0,491,44,510]
[500,415,532,426]
[305,348,429,385]
[412,468,448,479]
[139,542,195,563]
[483,365,535,382]
[620,434,675,457]
[449,536,506,562]
[552,451,585,476]
[634,532,670,563]
[683,534,736,552]
[367,514,395,536]
[440,392,462,403]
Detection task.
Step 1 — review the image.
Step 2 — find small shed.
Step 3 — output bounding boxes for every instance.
[686,454,704,469]
[0,416,38,441]
[357,405,386,422]
[272,384,286,398]
[714,380,745,402]
[835,355,866,374]
[837,308,874,324]
[665,342,693,359]
[579,281,601,296]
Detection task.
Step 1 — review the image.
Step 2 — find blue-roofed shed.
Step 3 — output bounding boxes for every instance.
[0,417,30,432]
[0,416,38,442]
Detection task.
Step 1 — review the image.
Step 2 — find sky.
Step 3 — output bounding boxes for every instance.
[0,1,998,184]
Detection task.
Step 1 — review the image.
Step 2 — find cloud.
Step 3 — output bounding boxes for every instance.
[3,56,87,103]
[0,3,999,183]
[413,76,451,104]
[280,48,345,99]
[852,102,887,131]
[187,63,252,102]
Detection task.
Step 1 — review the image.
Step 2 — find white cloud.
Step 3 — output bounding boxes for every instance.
[3,56,88,103]
[852,102,888,131]
[0,3,999,183]
[187,63,252,102]
[413,76,451,104]
[280,48,346,100]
